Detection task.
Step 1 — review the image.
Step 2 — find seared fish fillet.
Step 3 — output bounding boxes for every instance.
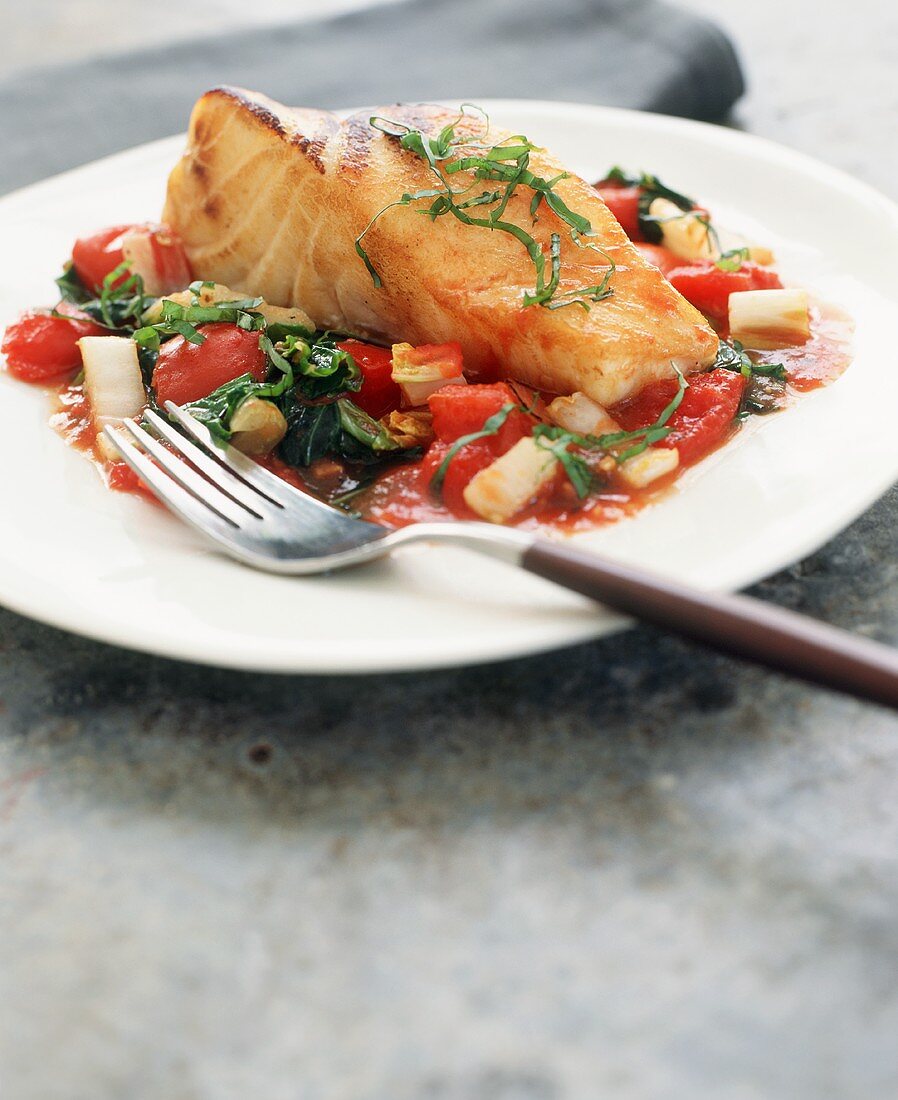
[163,87,718,405]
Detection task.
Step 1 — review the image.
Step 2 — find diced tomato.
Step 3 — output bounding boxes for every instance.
[420,439,496,518]
[123,224,192,296]
[72,222,191,294]
[428,382,532,448]
[634,242,681,276]
[395,341,463,376]
[1,309,105,382]
[612,368,745,467]
[71,224,133,291]
[667,260,783,321]
[152,324,267,406]
[422,382,535,517]
[596,184,642,239]
[336,339,401,418]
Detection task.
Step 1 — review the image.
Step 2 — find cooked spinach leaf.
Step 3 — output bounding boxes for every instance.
[55,261,150,331]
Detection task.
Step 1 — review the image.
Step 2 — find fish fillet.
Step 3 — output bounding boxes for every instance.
[163,87,719,405]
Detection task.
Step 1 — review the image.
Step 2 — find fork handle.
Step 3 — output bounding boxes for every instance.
[522,539,898,710]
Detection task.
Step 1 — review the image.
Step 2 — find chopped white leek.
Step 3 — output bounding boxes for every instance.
[649,197,716,261]
[547,392,621,437]
[229,398,287,455]
[463,436,558,524]
[120,230,167,296]
[728,288,810,350]
[391,342,465,406]
[256,301,314,330]
[619,447,679,488]
[141,282,314,332]
[78,336,146,460]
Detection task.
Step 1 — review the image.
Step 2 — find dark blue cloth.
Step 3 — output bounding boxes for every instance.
[0,0,743,194]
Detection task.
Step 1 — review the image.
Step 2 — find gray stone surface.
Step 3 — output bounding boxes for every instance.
[2,3,898,1098]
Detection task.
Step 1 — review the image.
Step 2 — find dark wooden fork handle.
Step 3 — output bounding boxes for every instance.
[523,540,898,710]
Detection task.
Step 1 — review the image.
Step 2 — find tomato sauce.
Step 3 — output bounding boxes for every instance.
[34,303,853,533]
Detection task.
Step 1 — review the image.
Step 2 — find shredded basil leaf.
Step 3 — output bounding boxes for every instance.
[714,339,787,383]
[357,107,615,312]
[716,247,750,272]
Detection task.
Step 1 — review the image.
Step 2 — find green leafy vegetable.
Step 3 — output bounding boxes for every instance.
[714,339,787,383]
[716,246,750,272]
[531,368,688,495]
[134,290,267,350]
[602,166,698,245]
[277,333,362,399]
[55,261,150,330]
[279,402,343,467]
[337,399,403,456]
[532,426,594,498]
[356,107,615,312]
[279,395,405,468]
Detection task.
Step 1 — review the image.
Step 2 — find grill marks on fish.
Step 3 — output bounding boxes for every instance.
[163,87,719,404]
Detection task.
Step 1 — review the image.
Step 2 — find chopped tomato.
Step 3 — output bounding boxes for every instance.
[336,339,401,418]
[634,242,681,276]
[1,309,105,382]
[667,260,783,321]
[428,382,531,448]
[612,368,745,467]
[422,383,535,517]
[72,222,190,294]
[595,184,642,239]
[152,324,267,406]
[122,224,192,296]
[72,224,133,291]
[420,439,496,518]
[395,341,463,375]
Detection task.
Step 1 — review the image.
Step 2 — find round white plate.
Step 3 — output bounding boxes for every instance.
[1,100,897,673]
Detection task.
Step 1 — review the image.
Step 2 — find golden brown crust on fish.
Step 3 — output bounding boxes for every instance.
[163,87,719,405]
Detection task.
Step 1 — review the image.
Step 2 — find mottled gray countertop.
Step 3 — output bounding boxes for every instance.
[2,3,898,1098]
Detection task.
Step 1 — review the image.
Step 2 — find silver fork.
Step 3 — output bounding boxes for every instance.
[104,403,898,709]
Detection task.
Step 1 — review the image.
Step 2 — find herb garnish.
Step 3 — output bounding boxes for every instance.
[531,368,689,497]
[357,106,615,312]
[602,166,698,244]
[715,247,750,272]
[431,369,688,502]
[56,262,150,330]
[714,339,787,383]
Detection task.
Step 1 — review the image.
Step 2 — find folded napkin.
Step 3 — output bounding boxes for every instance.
[0,0,743,195]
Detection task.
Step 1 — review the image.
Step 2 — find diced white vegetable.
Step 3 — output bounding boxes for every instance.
[714,226,775,266]
[383,409,435,448]
[728,288,810,350]
[256,302,314,330]
[120,227,191,297]
[649,197,716,261]
[141,282,228,323]
[400,374,466,407]
[121,230,166,296]
[391,342,465,406]
[141,282,314,332]
[78,336,146,461]
[746,244,775,266]
[619,447,679,488]
[229,398,287,455]
[547,392,621,437]
[463,436,558,524]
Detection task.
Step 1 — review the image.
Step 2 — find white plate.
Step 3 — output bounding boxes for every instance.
[1,100,897,673]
